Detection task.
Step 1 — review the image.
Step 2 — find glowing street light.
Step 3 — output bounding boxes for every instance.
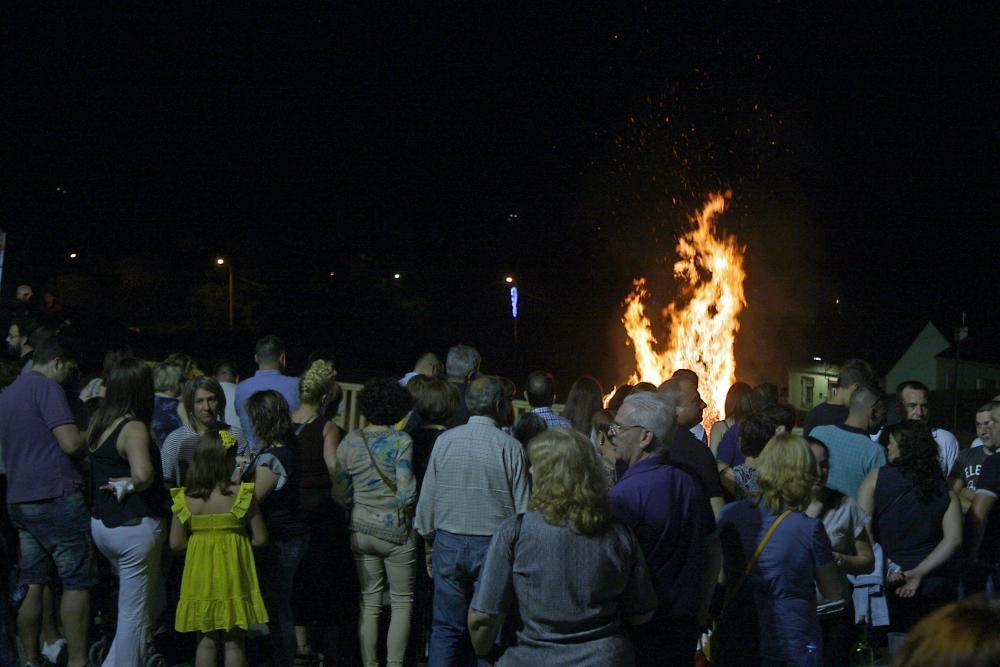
[215,257,234,331]
[69,252,78,259]
[393,273,401,280]
[504,275,514,284]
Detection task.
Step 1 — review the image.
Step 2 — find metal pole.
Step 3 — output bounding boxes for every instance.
[228,265,234,331]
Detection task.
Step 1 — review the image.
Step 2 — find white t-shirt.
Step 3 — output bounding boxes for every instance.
[933,428,960,477]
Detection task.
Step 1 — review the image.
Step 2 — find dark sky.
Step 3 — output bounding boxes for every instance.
[3,4,997,385]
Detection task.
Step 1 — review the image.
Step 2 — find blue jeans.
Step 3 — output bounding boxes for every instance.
[8,492,96,589]
[428,531,492,667]
[257,533,309,666]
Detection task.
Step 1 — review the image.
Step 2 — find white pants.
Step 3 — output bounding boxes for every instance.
[91,517,165,667]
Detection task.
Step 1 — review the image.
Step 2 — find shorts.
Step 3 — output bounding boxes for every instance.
[8,492,97,590]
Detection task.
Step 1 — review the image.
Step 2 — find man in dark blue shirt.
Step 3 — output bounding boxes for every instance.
[608,391,720,667]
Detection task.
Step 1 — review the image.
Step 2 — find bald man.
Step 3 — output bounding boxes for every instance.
[810,385,888,499]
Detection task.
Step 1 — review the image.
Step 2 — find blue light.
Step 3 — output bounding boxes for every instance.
[510,286,518,318]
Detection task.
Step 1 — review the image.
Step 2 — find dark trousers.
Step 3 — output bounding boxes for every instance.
[258,533,310,666]
[819,605,855,667]
[633,614,700,667]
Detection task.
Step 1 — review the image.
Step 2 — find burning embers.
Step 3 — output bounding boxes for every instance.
[618,192,746,431]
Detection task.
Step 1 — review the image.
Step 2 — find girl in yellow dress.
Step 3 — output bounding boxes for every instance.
[170,445,269,667]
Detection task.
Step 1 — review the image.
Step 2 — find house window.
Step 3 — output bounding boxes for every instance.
[801,377,815,408]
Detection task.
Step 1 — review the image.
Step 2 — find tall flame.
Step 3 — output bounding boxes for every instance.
[619,192,746,431]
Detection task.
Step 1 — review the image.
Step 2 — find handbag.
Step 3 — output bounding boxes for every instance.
[359,430,415,523]
[698,508,793,664]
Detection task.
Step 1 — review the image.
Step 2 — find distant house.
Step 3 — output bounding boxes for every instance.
[788,361,841,412]
[886,321,1000,393]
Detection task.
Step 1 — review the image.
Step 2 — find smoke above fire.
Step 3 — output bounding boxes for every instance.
[617,191,746,430]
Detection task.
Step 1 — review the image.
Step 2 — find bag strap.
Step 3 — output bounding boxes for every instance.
[360,430,397,493]
[719,508,793,617]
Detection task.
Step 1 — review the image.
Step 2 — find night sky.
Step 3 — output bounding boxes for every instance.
[3,4,997,388]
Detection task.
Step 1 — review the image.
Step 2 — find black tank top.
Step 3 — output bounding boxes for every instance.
[90,418,169,527]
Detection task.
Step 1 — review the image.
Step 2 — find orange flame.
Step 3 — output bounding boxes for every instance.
[618,192,746,431]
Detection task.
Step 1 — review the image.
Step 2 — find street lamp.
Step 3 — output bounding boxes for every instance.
[215,257,234,331]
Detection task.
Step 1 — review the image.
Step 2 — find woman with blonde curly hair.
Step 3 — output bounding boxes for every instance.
[289,358,344,662]
[714,433,843,667]
[467,428,657,666]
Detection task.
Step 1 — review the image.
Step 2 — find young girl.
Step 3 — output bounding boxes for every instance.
[170,446,268,667]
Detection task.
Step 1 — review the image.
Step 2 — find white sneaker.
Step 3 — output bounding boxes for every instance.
[41,637,67,664]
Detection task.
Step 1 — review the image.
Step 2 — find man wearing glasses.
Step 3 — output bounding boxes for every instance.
[607,392,721,667]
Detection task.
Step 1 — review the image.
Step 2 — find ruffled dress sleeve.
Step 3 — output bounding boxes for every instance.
[230,482,256,519]
[170,487,192,525]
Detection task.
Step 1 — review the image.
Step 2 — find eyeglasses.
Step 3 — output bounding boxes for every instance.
[608,422,646,437]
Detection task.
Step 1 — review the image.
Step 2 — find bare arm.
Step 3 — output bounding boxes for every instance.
[322,422,341,480]
[113,421,155,492]
[709,420,729,456]
[247,498,268,548]
[816,561,844,600]
[966,492,997,565]
[835,532,875,575]
[710,496,725,518]
[898,492,962,598]
[253,465,280,503]
[698,531,722,625]
[858,469,878,516]
[951,478,975,514]
[169,514,189,552]
[720,467,737,497]
[467,608,503,659]
[52,423,85,455]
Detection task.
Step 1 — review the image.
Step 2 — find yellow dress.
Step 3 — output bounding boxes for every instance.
[170,483,269,632]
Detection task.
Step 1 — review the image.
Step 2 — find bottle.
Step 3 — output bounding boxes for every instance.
[804,641,818,666]
[851,635,874,666]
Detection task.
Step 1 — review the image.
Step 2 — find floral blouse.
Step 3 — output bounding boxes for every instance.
[332,428,416,544]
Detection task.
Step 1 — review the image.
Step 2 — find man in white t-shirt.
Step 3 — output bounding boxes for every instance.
[897,380,959,475]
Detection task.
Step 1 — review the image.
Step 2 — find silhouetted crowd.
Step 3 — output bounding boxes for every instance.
[1,325,1000,667]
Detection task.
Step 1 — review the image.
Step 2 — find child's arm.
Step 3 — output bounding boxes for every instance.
[247,498,269,548]
[170,514,190,552]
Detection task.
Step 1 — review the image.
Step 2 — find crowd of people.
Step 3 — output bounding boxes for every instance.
[0,318,999,666]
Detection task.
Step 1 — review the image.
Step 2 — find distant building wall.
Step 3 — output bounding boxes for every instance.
[935,358,1000,393]
[788,363,840,411]
[886,322,950,391]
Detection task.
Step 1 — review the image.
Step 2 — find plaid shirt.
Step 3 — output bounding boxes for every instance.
[530,406,573,429]
[415,416,530,538]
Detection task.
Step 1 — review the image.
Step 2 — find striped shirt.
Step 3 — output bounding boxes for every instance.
[415,416,530,538]
[161,424,246,486]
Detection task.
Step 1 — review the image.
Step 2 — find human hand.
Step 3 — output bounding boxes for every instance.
[425,550,433,579]
[896,570,923,598]
[101,477,135,501]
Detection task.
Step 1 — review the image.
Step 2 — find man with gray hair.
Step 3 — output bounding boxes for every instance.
[607,391,720,667]
[415,375,529,666]
[445,344,481,428]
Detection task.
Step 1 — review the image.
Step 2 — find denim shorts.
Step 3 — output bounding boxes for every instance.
[8,492,97,590]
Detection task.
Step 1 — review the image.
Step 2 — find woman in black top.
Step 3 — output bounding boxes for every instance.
[88,356,169,666]
[859,420,962,633]
[404,374,458,663]
[248,390,308,667]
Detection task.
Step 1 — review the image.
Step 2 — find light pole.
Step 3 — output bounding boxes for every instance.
[216,257,234,331]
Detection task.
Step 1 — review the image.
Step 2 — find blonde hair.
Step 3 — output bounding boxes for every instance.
[300,359,337,406]
[756,432,817,513]
[527,428,609,535]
